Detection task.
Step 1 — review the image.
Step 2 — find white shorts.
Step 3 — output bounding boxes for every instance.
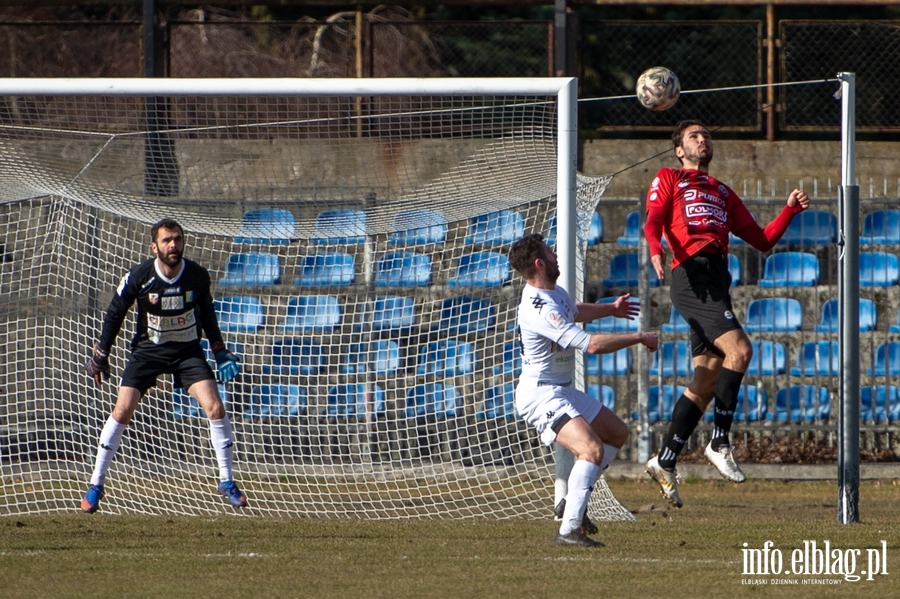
[515,382,603,447]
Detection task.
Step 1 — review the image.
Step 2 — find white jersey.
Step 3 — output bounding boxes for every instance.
[516,283,591,385]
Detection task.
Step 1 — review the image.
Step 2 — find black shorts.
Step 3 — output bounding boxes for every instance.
[119,344,215,394]
[670,252,743,358]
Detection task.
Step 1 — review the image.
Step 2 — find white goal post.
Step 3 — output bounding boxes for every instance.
[0,77,632,520]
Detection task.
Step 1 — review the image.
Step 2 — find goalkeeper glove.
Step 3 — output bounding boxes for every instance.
[85,343,110,386]
[211,341,240,384]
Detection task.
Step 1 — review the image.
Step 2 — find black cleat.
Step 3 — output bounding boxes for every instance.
[555,528,605,548]
[554,499,599,536]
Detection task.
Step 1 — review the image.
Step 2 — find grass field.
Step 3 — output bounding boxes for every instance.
[2,478,898,598]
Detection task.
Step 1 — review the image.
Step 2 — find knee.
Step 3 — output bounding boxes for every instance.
[729,340,754,371]
[581,441,605,465]
[205,401,226,421]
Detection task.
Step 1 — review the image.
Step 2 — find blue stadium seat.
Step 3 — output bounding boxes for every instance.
[375,251,432,287]
[173,384,228,419]
[244,384,307,418]
[859,251,900,287]
[405,383,461,419]
[769,385,830,422]
[464,210,524,245]
[388,209,448,245]
[218,252,281,286]
[546,211,603,246]
[587,384,616,411]
[601,253,660,288]
[417,340,475,376]
[263,338,324,376]
[757,251,820,287]
[478,383,517,420]
[616,210,641,245]
[361,295,417,332]
[586,347,633,376]
[860,386,896,423]
[235,208,295,244]
[278,295,341,332]
[816,298,877,333]
[492,341,522,376]
[214,296,265,332]
[325,383,385,418]
[650,340,694,377]
[777,209,836,245]
[728,253,742,286]
[341,340,400,376]
[743,297,802,332]
[586,296,641,333]
[867,341,900,376]
[790,340,840,376]
[661,306,690,333]
[447,251,510,287]
[635,385,686,422]
[704,385,768,422]
[746,340,787,376]
[311,209,366,244]
[437,296,496,334]
[861,209,900,245]
[295,252,355,286]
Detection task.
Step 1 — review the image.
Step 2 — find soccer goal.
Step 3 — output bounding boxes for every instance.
[0,77,632,520]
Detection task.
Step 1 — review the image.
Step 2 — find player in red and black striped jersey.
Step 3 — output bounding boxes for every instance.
[643,121,810,507]
[81,218,248,512]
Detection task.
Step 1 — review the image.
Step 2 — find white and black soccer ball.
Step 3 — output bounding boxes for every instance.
[636,67,680,111]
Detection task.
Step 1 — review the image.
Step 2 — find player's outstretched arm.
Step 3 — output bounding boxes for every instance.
[85,342,111,386]
[576,294,640,322]
[211,341,241,384]
[586,330,658,355]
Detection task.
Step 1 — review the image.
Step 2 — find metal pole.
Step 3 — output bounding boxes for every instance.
[554,0,567,77]
[765,4,776,141]
[837,71,859,525]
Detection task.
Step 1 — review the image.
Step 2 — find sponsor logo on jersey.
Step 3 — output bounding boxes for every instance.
[530,296,547,311]
[148,293,159,305]
[651,176,660,189]
[163,286,182,295]
[724,310,734,320]
[147,310,198,344]
[147,311,196,330]
[686,203,728,223]
[649,191,658,202]
[545,310,566,329]
[161,295,184,310]
[683,188,726,207]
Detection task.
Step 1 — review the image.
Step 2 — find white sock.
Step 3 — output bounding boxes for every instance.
[599,443,619,473]
[554,446,575,509]
[208,416,235,482]
[559,459,601,535]
[90,416,127,486]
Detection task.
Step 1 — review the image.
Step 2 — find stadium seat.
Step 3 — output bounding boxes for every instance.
[860,386,896,423]
[649,340,694,377]
[704,385,768,422]
[616,210,641,245]
[278,295,341,332]
[492,341,521,376]
[888,308,900,334]
[244,385,307,418]
[311,209,366,244]
[214,296,265,332]
[586,296,641,333]
[661,306,690,333]
[263,338,324,376]
[586,347,633,376]
[360,295,417,332]
[790,340,840,376]
[546,211,603,246]
[746,340,787,376]
[388,209,448,245]
[374,251,432,287]
[437,296,496,334]
[743,297,802,332]
[417,340,475,376]
[757,251,820,287]
[218,252,281,286]
[728,253,742,286]
[173,384,228,419]
[447,251,510,287]
[325,383,386,418]
[861,209,900,245]
[816,298,877,333]
[601,253,660,288]
[341,340,400,376]
[234,208,295,244]
[587,384,616,412]
[867,341,900,376]
[464,210,524,245]
[769,385,830,422]
[777,209,836,245]
[295,252,355,286]
[859,251,900,287]
[477,383,518,420]
[405,383,461,419]
[635,384,686,422]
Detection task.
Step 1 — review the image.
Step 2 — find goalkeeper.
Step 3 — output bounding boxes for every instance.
[81,218,247,512]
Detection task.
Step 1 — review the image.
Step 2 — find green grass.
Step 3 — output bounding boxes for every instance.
[2,479,898,598]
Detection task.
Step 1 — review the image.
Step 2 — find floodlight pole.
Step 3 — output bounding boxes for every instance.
[837,71,860,525]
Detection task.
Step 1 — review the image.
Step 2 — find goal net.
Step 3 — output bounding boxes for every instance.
[0,78,632,520]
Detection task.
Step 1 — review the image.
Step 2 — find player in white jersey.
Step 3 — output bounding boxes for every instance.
[509,233,659,547]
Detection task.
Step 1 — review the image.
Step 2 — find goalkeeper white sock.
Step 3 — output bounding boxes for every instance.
[559,459,601,536]
[90,416,127,486]
[599,443,619,473]
[208,416,235,482]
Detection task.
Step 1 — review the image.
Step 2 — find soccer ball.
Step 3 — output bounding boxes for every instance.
[636,67,680,111]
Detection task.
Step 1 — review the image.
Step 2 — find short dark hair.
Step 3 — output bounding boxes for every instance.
[671,120,707,164]
[509,233,546,279]
[151,218,184,242]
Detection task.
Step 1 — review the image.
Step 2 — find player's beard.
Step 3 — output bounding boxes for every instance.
[546,261,560,283]
[684,145,712,167]
[156,247,183,267]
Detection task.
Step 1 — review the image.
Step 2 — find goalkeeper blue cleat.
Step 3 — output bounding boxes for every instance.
[217,480,248,508]
[81,484,105,514]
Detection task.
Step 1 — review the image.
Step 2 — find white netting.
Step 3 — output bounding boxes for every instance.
[0,83,629,520]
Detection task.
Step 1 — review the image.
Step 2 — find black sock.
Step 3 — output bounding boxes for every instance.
[658,395,704,471]
[711,367,745,451]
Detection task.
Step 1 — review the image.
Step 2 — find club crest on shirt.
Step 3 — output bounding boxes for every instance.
[148,293,159,305]
[185,291,194,303]
[545,309,566,329]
